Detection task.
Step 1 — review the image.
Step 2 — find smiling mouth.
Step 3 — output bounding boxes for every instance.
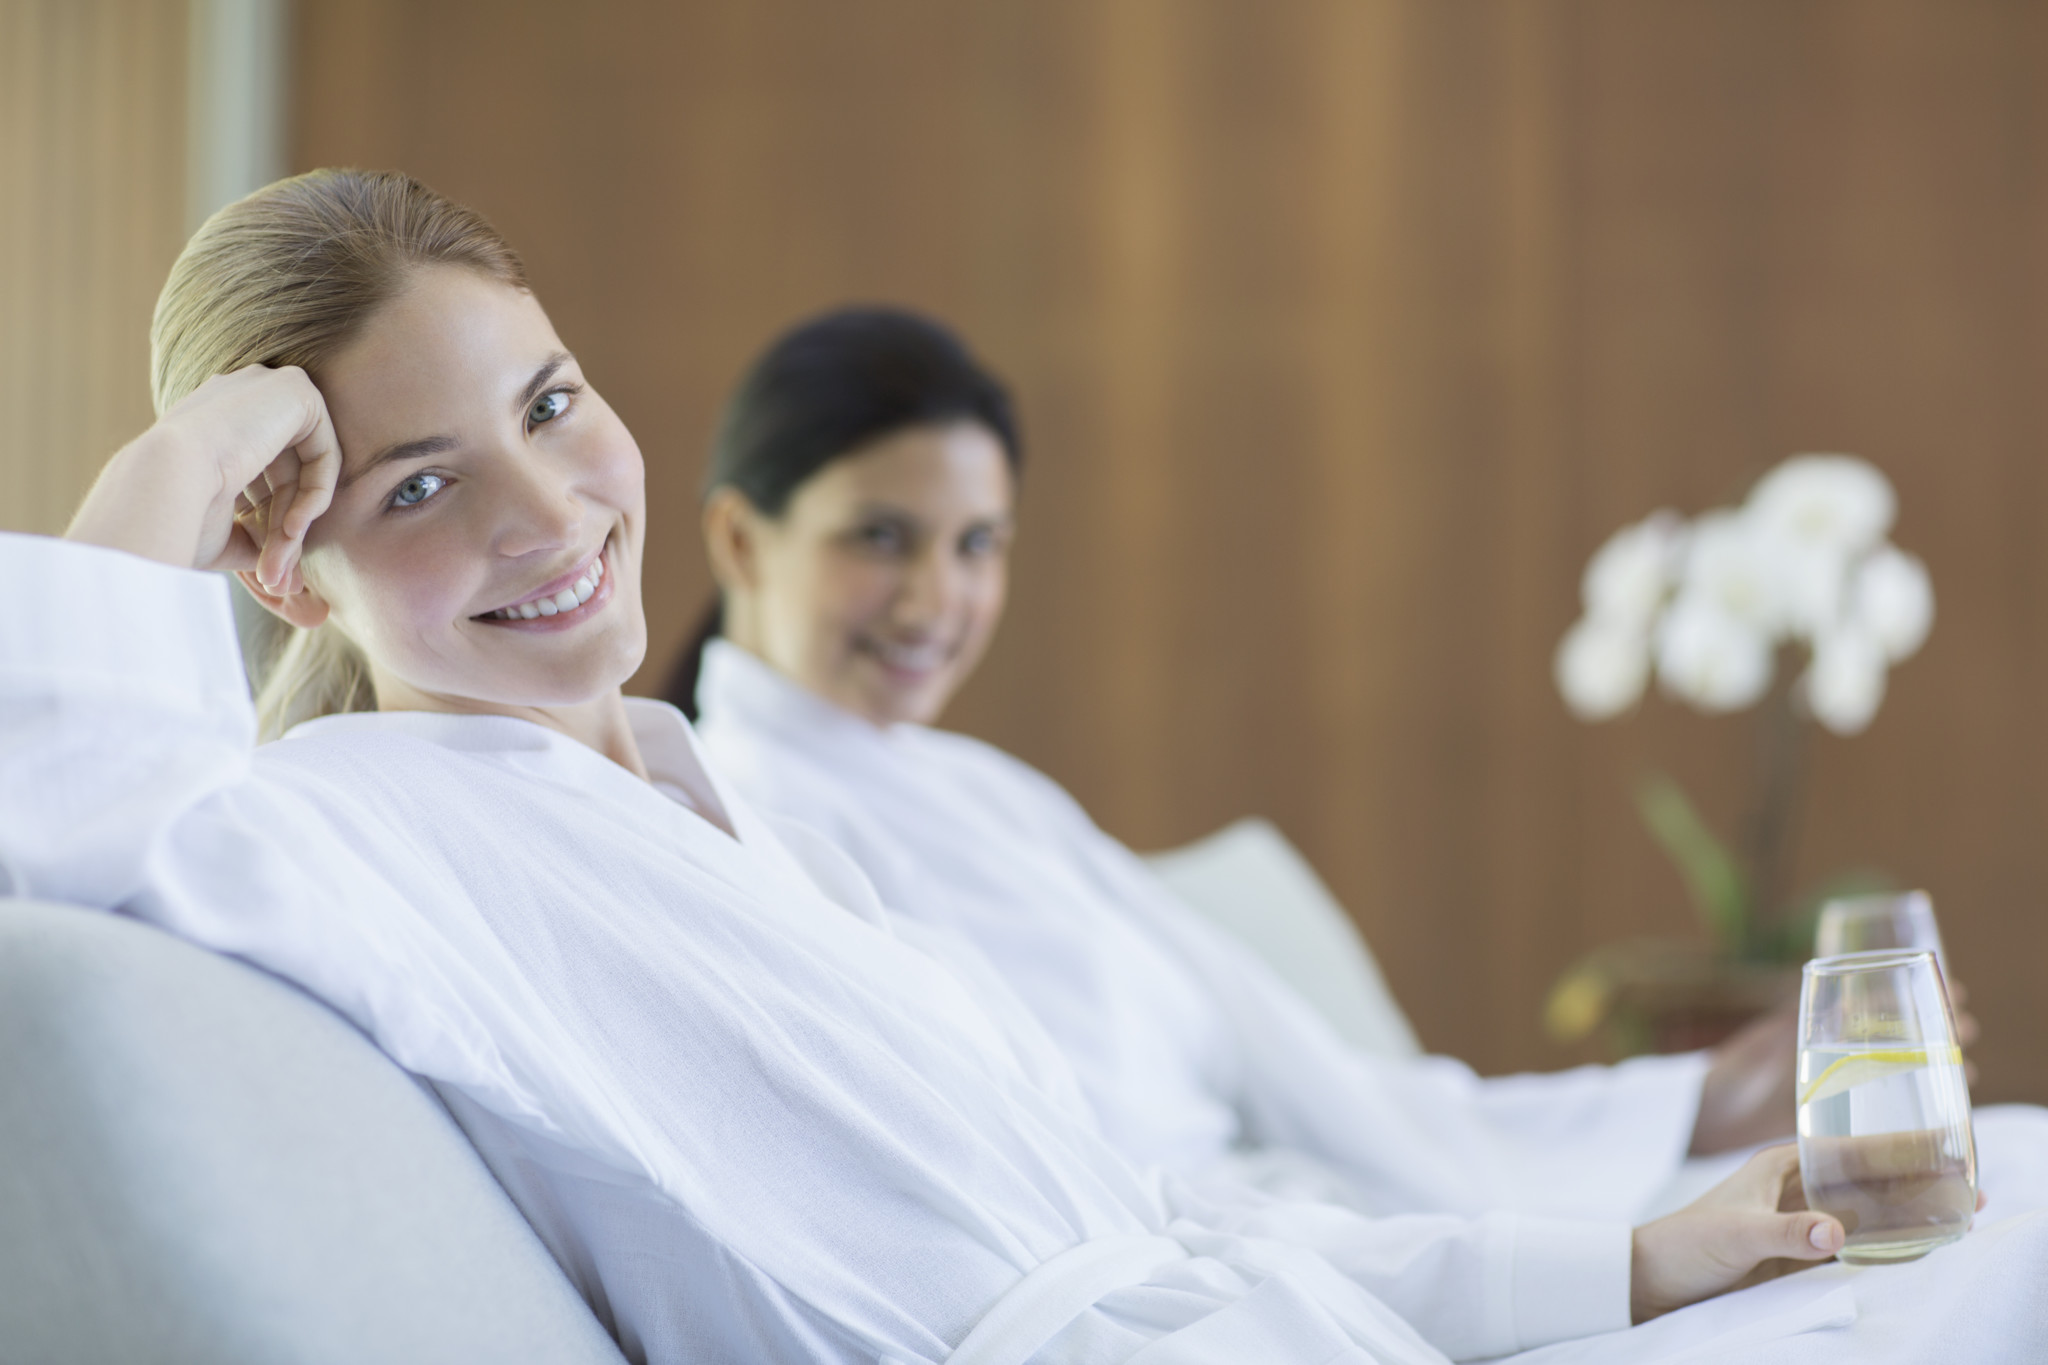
[474,543,612,627]
[857,635,954,678]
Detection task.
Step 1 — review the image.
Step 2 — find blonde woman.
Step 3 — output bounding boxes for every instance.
[5,171,1985,1365]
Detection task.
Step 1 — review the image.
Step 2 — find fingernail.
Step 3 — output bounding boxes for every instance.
[1810,1223,1837,1251]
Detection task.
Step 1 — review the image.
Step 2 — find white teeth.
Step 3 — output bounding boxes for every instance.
[488,551,605,622]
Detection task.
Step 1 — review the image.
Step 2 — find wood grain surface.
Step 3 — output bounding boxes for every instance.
[0,0,188,538]
[268,0,2048,1099]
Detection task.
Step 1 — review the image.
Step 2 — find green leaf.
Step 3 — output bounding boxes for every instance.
[1636,775,1750,952]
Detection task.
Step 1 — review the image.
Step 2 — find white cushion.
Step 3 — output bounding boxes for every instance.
[1146,818,1421,1059]
[0,900,625,1365]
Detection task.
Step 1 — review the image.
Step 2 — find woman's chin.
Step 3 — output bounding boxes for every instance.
[852,672,953,727]
[431,640,645,714]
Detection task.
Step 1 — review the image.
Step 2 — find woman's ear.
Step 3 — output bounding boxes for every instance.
[234,565,332,629]
[702,487,763,594]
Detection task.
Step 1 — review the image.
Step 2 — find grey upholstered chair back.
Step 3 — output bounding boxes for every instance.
[0,900,626,1365]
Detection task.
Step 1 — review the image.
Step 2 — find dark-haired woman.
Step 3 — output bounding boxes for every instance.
[683,307,2048,1360]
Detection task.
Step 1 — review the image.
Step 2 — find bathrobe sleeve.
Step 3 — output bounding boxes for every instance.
[1130,869,1705,1222]
[0,534,257,905]
[0,533,538,1119]
[969,741,1706,1224]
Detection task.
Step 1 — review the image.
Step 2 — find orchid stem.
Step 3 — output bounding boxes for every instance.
[1743,671,1809,957]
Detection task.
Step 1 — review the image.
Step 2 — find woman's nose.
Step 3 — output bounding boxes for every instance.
[895,548,962,624]
[492,455,585,559]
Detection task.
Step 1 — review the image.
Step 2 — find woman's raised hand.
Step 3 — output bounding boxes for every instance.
[1630,1145,1842,1323]
[67,365,341,592]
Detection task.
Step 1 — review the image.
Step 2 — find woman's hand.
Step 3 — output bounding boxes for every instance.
[1690,1001,1799,1155]
[66,365,341,593]
[1631,1145,1842,1323]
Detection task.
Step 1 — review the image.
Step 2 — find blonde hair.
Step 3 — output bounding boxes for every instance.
[150,169,528,740]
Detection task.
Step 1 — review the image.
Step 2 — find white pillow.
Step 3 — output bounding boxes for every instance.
[1146,818,1421,1059]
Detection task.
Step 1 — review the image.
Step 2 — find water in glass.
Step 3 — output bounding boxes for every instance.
[1796,950,1975,1264]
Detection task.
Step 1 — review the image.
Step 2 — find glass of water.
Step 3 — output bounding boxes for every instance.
[1797,949,1976,1263]
[1815,890,1944,965]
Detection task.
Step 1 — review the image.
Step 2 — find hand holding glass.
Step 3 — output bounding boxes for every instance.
[1796,950,1975,1264]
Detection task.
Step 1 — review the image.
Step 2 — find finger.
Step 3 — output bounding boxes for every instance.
[1956,1011,1980,1046]
[271,370,343,542]
[1977,1190,1989,1212]
[256,463,302,592]
[259,518,303,596]
[1950,983,1969,1007]
[1777,1212,1845,1260]
[213,519,261,573]
[283,407,342,540]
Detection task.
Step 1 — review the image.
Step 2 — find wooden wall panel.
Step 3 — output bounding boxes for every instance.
[0,0,188,536]
[293,0,2048,1101]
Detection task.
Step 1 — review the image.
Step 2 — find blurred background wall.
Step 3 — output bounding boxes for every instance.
[0,1,188,536]
[7,0,2046,1100]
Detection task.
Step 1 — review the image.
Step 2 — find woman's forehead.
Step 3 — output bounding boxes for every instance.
[804,423,1014,509]
[322,269,566,454]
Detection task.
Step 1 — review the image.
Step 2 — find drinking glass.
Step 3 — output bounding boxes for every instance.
[1797,949,1976,1264]
[1814,890,1944,965]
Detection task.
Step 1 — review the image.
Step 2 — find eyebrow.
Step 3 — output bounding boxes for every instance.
[855,501,1014,526]
[517,351,572,413]
[338,434,458,492]
[337,352,575,493]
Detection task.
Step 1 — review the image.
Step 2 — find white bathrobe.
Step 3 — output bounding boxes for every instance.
[694,641,1709,1222]
[11,538,2046,1365]
[693,639,2048,1361]
[2,533,1658,1365]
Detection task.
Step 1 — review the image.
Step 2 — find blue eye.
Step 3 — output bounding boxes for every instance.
[391,472,446,508]
[529,389,571,425]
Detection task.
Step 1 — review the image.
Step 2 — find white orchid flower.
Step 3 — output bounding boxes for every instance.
[1655,598,1774,712]
[1772,541,1851,643]
[1555,453,1928,731]
[1679,511,1790,636]
[1555,615,1651,720]
[1852,544,1934,662]
[1747,454,1896,558]
[1582,510,1686,626]
[1805,627,1889,735]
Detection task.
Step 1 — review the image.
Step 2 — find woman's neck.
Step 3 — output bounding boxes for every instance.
[368,669,652,782]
